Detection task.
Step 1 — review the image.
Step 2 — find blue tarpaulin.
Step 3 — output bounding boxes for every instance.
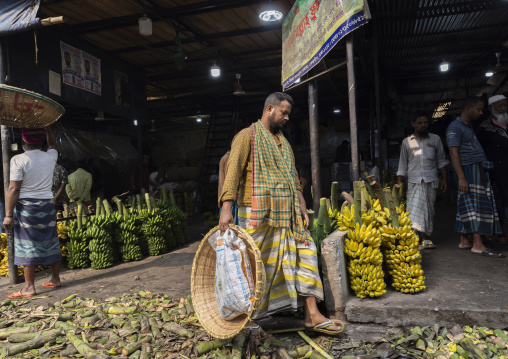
[0,0,41,36]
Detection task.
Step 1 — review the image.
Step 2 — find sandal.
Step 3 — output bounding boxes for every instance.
[305,318,344,335]
[7,290,35,299]
[472,248,505,258]
[422,239,435,249]
[42,281,63,288]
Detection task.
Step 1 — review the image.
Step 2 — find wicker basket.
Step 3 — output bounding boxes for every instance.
[191,225,266,339]
[0,85,65,128]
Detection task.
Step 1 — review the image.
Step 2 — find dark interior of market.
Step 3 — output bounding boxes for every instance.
[1,0,508,349]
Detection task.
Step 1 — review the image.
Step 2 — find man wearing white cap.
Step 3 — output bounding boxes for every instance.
[476,94,508,243]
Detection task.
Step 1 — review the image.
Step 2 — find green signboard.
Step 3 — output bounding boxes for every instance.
[282,0,369,89]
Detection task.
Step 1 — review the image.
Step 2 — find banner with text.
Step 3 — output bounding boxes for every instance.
[282,0,368,90]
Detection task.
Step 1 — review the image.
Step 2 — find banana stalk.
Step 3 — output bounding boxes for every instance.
[392,184,401,208]
[0,326,32,339]
[383,188,399,227]
[102,199,112,215]
[162,322,193,338]
[96,197,102,216]
[360,183,369,212]
[353,181,362,225]
[148,317,162,339]
[121,336,151,356]
[67,332,110,359]
[364,180,376,199]
[318,198,331,235]
[145,193,152,212]
[231,334,246,359]
[7,329,64,356]
[136,194,143,211]
[193,338,231,356]
[103,305,138,315]
[297,331,333,359]
[161,186,168,203]
[77,200,83,230]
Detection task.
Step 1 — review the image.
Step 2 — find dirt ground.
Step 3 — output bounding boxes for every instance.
[0,216,209,302]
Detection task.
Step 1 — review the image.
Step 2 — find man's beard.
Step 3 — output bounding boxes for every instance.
[492,109,508,125]
[417,129,429,137]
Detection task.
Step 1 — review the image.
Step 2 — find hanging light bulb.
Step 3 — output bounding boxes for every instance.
[485,70,494,77]
[138,14,152,36]
[439,59,449,72]
[210,62,221,78]
[259,1,283,22]
[196,117,202,123]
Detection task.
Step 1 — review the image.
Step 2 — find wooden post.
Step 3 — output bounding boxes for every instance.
[308,78,321,213]
[347,36,359,181]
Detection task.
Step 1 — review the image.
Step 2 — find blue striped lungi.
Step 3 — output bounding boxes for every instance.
[14,198,61,266]
[455,163,503,236]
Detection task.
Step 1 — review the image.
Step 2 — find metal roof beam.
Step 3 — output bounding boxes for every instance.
[69,0,269,34]
[375,0,502,19]
[147,58,282,82]
[143,46,281,68]
[111,24,281,55]
[383,22,508,40]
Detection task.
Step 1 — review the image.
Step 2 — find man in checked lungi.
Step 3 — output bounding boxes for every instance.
[219,92,343,335]
[397,111,449,250]
[4,127,62,299]
[446,96,504,258]
[476,95,508,244]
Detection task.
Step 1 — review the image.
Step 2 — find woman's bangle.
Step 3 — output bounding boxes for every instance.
[5,215,12,218]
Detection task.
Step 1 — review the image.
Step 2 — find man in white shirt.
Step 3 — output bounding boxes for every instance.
[397,112,449,249]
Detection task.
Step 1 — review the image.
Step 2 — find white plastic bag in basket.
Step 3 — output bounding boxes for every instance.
[208,228,255,320]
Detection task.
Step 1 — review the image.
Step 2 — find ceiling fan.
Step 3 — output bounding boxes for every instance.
[233,74,266,97]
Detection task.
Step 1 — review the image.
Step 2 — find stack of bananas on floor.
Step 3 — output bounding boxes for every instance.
[140,208,167,256]
[87,214,114,269]
[118,215,143,262]
[66,219,90,269]
[167,206,190,246]
[157,200,177,250]
[340,206,387,298]
[380,207,426,293]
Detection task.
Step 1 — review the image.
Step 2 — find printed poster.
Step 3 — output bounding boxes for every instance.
[113,70,131,107]
[60,41,102,95]
[83,52,101,95]
[282,0,369,89]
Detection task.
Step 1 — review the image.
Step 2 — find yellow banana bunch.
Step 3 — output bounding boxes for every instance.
[344,218,386,298]
[337,204,355,231]
[378,207,425,294]
[57,221,68,240]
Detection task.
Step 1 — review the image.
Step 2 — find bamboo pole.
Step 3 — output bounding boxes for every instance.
[41,16,66,25]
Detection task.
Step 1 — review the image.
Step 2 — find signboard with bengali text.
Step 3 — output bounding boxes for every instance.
[282,0,369,90]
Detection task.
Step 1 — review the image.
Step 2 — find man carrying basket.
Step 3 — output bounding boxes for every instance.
[219,92,343,335]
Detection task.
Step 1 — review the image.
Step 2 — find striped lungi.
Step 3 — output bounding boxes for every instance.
[14,198,61,266]
[406,181,437,236]
[238,206,323,319]
[455,163,502,236]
